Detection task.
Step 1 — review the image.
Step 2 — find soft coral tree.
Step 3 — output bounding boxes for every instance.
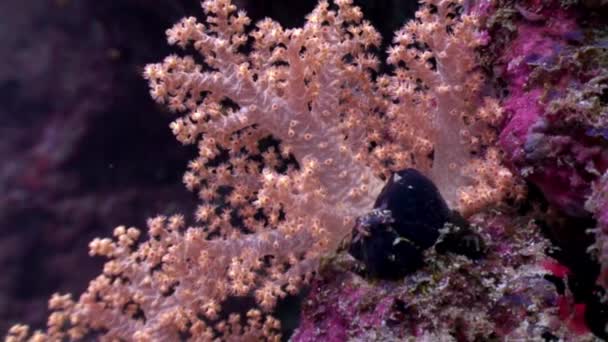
[144,0,387,239]
[5,0,519,340]
[6,1,389,340]
[378,0,517,215]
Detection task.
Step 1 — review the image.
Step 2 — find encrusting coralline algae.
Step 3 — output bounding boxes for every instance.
[5,0,608,340]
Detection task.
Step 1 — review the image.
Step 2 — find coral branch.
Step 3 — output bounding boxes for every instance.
[380,0,516,214]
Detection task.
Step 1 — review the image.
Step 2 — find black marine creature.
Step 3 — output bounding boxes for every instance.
[348,168,485,279]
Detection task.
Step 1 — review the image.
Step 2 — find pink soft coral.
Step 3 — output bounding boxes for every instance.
[5,0,520,340]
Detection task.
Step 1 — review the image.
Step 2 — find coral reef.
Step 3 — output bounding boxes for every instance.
[483,1,608,331]
[495,0,608,218]
[4,0,608,340]
[295,0,608,339]
[293,211,596,341]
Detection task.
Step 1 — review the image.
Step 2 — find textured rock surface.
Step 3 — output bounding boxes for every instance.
[293,211,595,341]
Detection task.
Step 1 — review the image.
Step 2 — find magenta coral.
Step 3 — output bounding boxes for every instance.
[491,1,608,305]
[497,2,608,217]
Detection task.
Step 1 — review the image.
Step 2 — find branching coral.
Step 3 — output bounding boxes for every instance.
[377,0,517,215]
[144,0,388,245]
[5,0,520,340]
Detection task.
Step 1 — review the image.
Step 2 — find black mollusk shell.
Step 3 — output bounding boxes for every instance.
[374,168,451,249]
[349,168,452,278]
